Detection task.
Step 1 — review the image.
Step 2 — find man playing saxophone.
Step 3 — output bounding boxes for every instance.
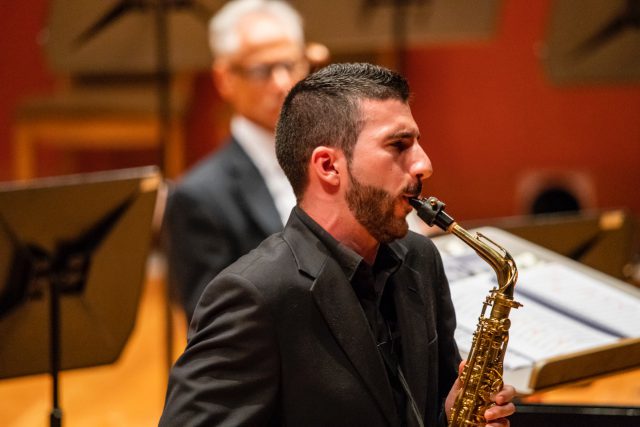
[160,63,516,426]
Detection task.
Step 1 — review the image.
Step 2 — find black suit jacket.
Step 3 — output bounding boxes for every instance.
[163,138,283,320]
[159,209,461,427]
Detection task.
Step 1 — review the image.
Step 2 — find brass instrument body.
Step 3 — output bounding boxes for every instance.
[410,197,521,427]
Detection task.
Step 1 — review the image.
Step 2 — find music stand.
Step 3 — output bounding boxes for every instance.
[0,166,161,427]
[464,209,637,282]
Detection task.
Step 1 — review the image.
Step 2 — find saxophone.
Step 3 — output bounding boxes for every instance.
[409,197,521,427]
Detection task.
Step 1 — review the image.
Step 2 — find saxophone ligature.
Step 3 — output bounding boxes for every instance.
[409,196,521,427]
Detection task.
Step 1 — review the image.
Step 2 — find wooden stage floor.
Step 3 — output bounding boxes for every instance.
[1,255,639,426]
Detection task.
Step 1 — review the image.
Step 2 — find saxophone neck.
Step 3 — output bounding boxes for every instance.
[450,223,518,297]
[409,196,519,296]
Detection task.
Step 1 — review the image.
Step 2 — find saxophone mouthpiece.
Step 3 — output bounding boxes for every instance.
[408,197,423,210]
[409,196,455,232]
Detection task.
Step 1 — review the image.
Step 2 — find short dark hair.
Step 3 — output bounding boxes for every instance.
[275,62,411,199]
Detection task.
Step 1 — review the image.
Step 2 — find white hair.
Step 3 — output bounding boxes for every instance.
[208,0,305,59]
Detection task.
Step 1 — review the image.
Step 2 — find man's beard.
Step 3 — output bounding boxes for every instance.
[345,170,422,244]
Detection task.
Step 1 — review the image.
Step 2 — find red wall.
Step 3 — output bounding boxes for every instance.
[406,1,640,220]
[1,1,639,221]
[0,2,54,180]
[0,2,222,179]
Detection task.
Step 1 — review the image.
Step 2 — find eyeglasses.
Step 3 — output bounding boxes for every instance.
[230,59,309,81]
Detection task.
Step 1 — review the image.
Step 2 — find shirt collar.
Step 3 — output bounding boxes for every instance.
[231,115,277,173]
[231,115,296,224]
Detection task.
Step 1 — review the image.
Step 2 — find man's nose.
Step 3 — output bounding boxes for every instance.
[412,144,433,181]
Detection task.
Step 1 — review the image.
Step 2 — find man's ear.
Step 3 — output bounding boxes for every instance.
[309,146,343,189]
[212,63,233,101]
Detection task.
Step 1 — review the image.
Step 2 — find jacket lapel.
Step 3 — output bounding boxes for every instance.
[283,213,399,426]
[228,140,283,235]
[393,264,430,423]
[311,264,400,427]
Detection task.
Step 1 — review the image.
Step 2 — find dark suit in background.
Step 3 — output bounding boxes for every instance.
[163,138,282,320]
[162,0,311,323]
[159,208,461,427]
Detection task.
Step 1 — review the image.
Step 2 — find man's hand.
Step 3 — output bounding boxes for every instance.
[444,361,517,426]
[483,384,516,427]
[444,361,465,420]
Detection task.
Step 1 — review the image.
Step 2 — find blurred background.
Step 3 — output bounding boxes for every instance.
[1,0,639,220]
[0,0,639,425]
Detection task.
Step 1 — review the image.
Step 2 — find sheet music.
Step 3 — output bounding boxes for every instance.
[449,273,619,370]
[516,262,640,338]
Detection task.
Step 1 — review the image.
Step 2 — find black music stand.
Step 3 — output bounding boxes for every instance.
[0,167,161,427]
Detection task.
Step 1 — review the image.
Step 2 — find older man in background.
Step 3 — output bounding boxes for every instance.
[163,0,316,322]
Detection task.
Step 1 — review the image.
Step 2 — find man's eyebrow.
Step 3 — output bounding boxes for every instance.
[386,130,420,140]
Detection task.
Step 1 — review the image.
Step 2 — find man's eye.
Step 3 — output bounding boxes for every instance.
[391,141,408,150]
[245,65,271,79]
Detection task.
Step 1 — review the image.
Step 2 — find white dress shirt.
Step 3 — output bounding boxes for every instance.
[231,115,297,225]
